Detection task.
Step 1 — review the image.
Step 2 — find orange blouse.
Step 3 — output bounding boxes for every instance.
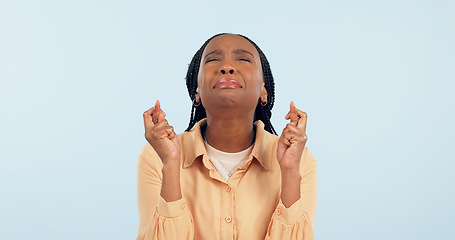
[136,119,317,240]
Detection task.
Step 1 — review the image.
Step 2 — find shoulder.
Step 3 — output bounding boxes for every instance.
[137,143,162,170]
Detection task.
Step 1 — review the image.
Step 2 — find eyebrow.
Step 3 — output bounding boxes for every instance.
[204,49,255,59]
[204,50,222,59]
[233,49,254,57]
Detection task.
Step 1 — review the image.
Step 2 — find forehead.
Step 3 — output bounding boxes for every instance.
[203,34,259,56]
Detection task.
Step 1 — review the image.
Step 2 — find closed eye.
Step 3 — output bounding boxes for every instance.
[205,58,219,63]
[238,58,251,62]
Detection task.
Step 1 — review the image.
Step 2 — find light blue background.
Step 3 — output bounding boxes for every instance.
[1,0,454,239]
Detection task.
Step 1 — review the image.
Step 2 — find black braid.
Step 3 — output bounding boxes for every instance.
[185,33,277,135]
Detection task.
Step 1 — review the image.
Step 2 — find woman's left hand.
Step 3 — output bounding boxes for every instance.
[277,101,308,171]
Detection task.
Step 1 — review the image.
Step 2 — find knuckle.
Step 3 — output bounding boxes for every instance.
[284,133,292,140]
[151,130,160,138]
[296,136,305,142]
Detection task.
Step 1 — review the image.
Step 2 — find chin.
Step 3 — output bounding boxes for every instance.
[214,96,240,106]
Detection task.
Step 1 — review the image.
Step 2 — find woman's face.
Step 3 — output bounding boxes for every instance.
[197,34,266,116]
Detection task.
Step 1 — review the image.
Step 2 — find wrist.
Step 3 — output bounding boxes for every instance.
[162,158,180,170]
[162,164,180,177]
[161,162,182,202]
[280,169,301,208]
[281,168,301,189]
[280,168,301,178]
[162,161,180,182]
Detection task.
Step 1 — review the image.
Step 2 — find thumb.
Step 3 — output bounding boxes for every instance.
[277,139,286,160]
[158,112,166,122]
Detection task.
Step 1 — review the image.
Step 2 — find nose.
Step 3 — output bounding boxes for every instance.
[220,62,235,74]
[221,68,234,74]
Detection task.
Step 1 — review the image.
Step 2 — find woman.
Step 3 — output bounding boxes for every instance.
[137,33,317,240]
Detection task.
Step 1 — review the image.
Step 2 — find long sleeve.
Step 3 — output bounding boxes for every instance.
[136,120,318,239]
[136,143,194,240]
[265,148,318,240]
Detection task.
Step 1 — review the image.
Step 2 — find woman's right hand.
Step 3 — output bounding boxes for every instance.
[143,100,181,167]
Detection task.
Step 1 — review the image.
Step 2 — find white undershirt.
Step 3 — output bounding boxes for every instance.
[204,141,254,181]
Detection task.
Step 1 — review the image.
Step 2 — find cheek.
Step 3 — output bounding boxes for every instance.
[197,76,205,100]
[254,70,264,94]
[197,65,204,86]
[197,64,208,86]
[197,66,211,99]
[251,63,263,84]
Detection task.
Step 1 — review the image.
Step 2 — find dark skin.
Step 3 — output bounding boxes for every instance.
[143,34,308,207]
[197,34,265,153]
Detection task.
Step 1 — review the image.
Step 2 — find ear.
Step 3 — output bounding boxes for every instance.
[195,88,200,101]
[260,85,268,102]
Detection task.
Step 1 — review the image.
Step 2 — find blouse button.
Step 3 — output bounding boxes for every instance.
[181,203,186,210]
[275,208,281,215]
[225,186,231,192]
[225,216,232,223]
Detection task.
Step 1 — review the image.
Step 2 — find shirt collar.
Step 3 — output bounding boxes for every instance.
[182,118,274,171]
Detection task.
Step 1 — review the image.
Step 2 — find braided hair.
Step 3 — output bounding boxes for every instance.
[185,33,277,135]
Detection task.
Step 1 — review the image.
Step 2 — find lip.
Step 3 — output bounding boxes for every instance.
[213,78,242,89]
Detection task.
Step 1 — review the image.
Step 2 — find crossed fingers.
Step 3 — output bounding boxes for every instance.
[280,101,308,147]
[143,100,174,139]
[143,100,167,128]
[284,101,307,132]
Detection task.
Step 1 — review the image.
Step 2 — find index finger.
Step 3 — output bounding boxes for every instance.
[289,101,298,126]
[152,100,162,124]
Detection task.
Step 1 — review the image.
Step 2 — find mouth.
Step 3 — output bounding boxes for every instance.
[213,78,242,89]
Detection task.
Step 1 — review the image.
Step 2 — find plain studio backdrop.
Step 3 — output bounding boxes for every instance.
[1,0,454,239]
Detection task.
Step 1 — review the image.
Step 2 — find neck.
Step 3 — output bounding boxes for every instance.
[204,114,255,153]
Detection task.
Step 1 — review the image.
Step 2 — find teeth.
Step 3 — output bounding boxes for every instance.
[214,79,240,89]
